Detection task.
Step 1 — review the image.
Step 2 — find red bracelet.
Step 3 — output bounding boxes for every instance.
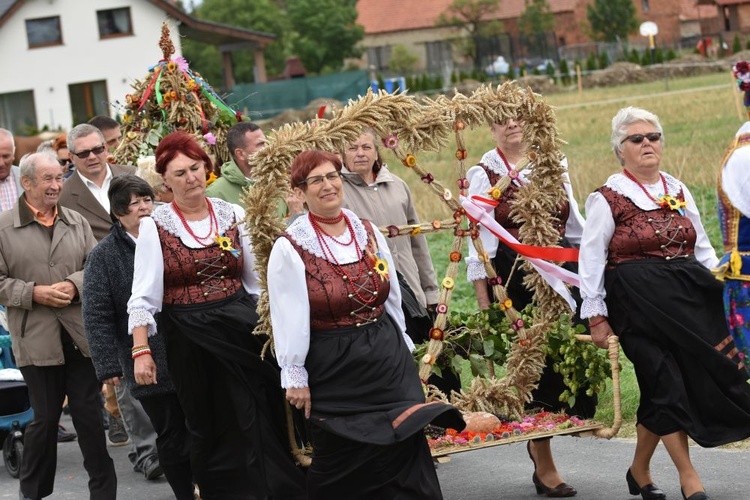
[132,349,152,359]
[588,318,607,328]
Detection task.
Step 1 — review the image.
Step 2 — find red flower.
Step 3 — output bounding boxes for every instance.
[737,61,750,74]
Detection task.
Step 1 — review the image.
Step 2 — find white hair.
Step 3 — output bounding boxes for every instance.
[611,106,664,161]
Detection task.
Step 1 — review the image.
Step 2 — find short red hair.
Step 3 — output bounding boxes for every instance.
[155,131,213,176]
[52,134,67,152]
[290,150,342,189]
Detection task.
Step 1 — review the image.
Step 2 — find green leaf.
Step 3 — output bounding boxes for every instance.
[451,354,465,374]
[469,353,488,377]
[431,364,443,378]
[483,339,495,356]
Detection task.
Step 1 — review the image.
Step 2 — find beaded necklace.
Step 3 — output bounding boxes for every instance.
[309,212,379,305]
[172,198,218,246]
[309,211,354,246]
[623,169,668,205]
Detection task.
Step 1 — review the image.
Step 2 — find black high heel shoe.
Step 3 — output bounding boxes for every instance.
[682,488,709,500]
[626,469,666,500]
[527,441,577,498]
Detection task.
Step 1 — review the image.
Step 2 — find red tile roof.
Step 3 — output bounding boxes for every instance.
[357,0,577,35]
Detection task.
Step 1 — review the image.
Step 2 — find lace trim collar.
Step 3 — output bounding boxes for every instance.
[285,208,368,261]
[604,172,683,211]
[152,197,236,237]
[479,149,528,185]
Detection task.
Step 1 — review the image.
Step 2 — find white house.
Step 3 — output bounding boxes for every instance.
[0,0,275,134]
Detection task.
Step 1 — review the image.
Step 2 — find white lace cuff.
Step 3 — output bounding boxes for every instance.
[402,331,416,352]
[467,260,488,282]
[128,309,158,337]
[281,364,309,389]
[580,297,608,319]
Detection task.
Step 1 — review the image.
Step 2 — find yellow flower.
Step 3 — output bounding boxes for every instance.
[206,172,218,186]
[215,234,232,251]
[500,298,513,311]
[402,154,417,168]
[410,226,421,236]
[373,257,389,280]
[167,62,176,72]
[442,277,455,290]
[490,187,502,200]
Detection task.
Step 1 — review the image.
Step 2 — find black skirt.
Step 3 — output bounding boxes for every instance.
[491,241,598,418]
[605,257,750,447]
[162,291,307,500]
[305,313,464,498]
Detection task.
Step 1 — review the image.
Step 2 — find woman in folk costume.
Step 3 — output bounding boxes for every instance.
[579,106,750,500]
[714,60,750,366]
[267,149,464,499]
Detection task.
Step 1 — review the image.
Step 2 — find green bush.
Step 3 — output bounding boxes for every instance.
[629,48,640,64]
[598,51,610,70]
[654,47,664,64]
[640,50,652,66]
[420,73,430,91]
[506,65,515,80]
[559,59,571,85]
[585,53,597,72]
[733,34,742,54]
[666,48,677,61]
[377,74,386,91]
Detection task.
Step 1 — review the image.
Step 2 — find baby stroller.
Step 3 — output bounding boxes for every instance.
[0,310,33,478]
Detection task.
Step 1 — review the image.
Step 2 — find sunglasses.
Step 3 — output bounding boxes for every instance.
[71,145,106,159]
[58,158,72,167]
[621,132,661,144]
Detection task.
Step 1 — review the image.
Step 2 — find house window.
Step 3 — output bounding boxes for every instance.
[26,16,62,48]
[642,0,649,13]
[367,46,392,72]
[0,90,37,133]
[69,81,109,125]
[97,8,133,39]
[425,41,451,74]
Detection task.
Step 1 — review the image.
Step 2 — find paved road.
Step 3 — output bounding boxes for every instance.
[2,414,748,499]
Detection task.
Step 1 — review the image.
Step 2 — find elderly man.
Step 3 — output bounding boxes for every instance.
[0,152,116,500]
[0,128,24,212]
[60,123,163,480]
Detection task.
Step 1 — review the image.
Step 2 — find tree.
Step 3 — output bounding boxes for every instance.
[586,0,638,43]
[182,0,289,86]
[518,0,554,55]
[435,0,503,70]
[286,0,364,74]
[388,45,419,75]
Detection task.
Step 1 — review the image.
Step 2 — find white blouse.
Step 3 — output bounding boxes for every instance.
[578,172,719,319]
[267,209,411,389]
[127,198,261,336]
[465,149,585,281]
[722,122,750,217]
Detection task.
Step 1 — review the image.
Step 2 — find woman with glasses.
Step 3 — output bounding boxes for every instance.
[579,107,750,500]
[127,131,306,499]
[267,149,463,499]
[466,113,591,498]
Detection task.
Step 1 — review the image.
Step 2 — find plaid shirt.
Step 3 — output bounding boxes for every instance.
[0,170,18,212]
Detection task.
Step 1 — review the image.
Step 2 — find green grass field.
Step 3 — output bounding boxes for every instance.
[409,71,742,436]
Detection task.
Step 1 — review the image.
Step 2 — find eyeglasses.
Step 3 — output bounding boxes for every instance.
[71,145,106,159]
[58,158,72,167]
[298,170,342,187]
[621,132,661,144]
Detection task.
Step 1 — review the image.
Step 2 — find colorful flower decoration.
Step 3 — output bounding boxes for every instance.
[166,61,176,72]
[206,172,218,186]
[442,277,455,290]
[490,187,502,200]
[436,303,448,315]
[432,220,442,230]
[455,149,467,160]
[470,229,480,240]
[734,61,750,92]
[499,298,513,311]
[443,189,453,201]
[519,338,531,347]
[174,56,189,72]
[370,253,389,281]
[458,178,469,190]
[403,154,417,168]
[203,132,217,145]
[214,233,241,258]
[658,194,687,214]
[410,226,422,236]
[383,134,399,150]
[422,353,436,365]
[449,251,462,262]
[511,318,525,331]
[508,169,520,180]
[429,328,444,341]
[421,173,434,184]
[387,225,400,238]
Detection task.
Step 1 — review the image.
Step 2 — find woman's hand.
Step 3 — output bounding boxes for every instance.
[103,376,121,387]
[286,387,311,419]
[134,354,157,385]
[589,316,614,348]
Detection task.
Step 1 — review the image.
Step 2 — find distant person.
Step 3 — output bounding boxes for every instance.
[51,134,74,178]
[0,152,116,500]
[88,115,122,153]
[205,121,267,208]
[0,128,24,212]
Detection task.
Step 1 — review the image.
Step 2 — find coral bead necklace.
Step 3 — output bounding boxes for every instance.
[172,197,218,246]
